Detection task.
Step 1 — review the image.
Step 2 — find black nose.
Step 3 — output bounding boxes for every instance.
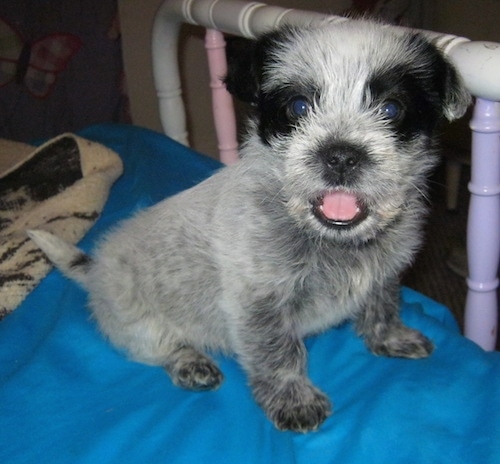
[318,143,368,185]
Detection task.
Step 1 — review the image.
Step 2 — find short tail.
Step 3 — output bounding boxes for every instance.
[27,229,92,288]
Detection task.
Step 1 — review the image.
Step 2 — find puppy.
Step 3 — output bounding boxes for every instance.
[28,20,470,433]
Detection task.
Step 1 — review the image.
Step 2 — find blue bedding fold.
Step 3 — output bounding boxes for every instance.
[1,124,499,464]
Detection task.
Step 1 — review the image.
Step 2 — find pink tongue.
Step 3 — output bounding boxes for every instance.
[321,191,360,221]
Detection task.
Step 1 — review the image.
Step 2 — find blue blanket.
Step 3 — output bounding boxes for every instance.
[1,124,499,464]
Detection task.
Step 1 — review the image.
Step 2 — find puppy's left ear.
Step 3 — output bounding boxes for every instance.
[441,63,472,121]
[413,33,471,121]
[437,49,472,121]
[224,36,261,104]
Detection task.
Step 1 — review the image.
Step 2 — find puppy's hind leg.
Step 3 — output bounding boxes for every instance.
[357,280,434,359]
[164,344,223,391]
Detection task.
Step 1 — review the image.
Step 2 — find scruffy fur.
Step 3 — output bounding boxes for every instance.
[28,21,470,433]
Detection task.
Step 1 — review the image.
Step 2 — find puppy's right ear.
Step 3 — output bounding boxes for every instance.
[224,36,262,104]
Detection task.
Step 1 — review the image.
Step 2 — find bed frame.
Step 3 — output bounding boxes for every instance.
[151,0,500,351]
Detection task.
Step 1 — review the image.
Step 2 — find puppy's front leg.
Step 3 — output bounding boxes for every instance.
[357,279,434,358]
[234,298,331,433]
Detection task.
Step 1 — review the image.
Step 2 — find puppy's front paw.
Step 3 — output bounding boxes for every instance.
[257,379,332,433]
[165,347,223,391]
[274,391,331,433]
[173,358,223,391]
[368,326,434,359]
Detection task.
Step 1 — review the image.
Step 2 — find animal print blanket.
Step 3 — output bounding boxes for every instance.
[0,134,123,318]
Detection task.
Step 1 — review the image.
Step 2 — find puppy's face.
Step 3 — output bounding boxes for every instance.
[225,22,470,243]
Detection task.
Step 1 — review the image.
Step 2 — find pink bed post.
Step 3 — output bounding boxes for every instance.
[205,29,239,164]
[464,98,500,350]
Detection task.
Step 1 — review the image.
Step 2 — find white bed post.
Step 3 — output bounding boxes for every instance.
[152,0,190,145]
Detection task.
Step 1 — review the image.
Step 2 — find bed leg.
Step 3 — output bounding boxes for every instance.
[464,98,500,350]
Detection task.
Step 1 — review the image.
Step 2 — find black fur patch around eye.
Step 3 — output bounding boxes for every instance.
[257,86,317,144]
[368,67,442,141]
[367,35,451,141]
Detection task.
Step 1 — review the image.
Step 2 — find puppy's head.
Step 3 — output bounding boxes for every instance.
[225,21,470,243]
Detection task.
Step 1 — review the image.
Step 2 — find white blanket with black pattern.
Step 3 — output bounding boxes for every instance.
[0,134,123,318]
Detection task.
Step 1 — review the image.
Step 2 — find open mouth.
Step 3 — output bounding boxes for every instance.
[312,189,368,228]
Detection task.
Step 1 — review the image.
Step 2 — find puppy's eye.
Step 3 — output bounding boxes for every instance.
[379,100,403,121]
[288,97,310,118]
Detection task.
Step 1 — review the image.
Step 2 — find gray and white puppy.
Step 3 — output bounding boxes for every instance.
[29,20,470,433]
